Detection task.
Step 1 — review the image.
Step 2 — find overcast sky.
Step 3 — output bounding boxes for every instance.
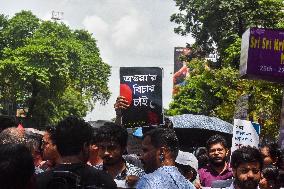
[0,0,194,121]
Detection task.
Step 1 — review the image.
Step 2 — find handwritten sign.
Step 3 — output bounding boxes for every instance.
[240,28,284,82]
[120,67,163,128]
[231,119,261,153]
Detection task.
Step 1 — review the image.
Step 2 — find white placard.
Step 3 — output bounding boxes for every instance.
[231,119,260,153]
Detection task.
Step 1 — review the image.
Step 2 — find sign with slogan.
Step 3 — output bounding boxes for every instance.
[120,67,163,128]
[240,28,284,82]
[231,119,261,153]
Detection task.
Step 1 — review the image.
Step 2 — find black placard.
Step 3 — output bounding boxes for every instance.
[120,67,163,128]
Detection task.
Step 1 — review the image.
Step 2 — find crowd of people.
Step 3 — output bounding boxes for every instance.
[0,102,284,188]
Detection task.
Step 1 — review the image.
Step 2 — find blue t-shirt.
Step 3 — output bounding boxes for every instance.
[136,166,195,189]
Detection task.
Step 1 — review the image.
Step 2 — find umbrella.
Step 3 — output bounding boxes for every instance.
[132,127,143,138]
[168,114,233,150]
[168,114,233,134]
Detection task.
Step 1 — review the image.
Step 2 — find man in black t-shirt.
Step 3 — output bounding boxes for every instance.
[36,163,116,188]
[36,116,116,189]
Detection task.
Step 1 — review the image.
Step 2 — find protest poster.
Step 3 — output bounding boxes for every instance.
[231,119,261,153]
[120,67,163,128]
[240,28,284,82]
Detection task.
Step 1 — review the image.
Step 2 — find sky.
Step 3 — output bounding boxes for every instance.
[0,0,194,121]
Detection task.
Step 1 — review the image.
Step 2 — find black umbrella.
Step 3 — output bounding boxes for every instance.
[168,114,233,151]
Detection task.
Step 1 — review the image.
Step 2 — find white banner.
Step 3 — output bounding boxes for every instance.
[231,119,261,153]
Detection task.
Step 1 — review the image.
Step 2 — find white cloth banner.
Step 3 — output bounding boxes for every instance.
[231,119,260,153]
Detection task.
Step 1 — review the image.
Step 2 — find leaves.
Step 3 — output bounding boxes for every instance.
[169,0,284,139]
[0,11,110,126]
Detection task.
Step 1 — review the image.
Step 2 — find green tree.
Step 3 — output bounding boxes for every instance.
[169,0,284,138]
[0,11,111,126]
[171,0,283,67]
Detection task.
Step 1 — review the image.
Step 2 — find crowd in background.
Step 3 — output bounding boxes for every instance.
[0,104,284,189]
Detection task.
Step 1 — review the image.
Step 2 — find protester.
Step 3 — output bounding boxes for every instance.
[259,165,280,189]
[259,137,281,167]
[198,134,233,187]
[96,122,144,188]
[195,147,209,169]
[25,130,45,174]
[87,128,103,167]
[175,150,198,182]
[229,146,263,189]
[0,143,35,189]
[136,128,195,189]
[36,116,116,189]
[175,150,202,189]
[40,126,61,171]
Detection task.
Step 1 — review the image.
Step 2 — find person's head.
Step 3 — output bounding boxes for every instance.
[25,130,43,167]
[259,165,280,189]
[231,146,263,189]
[88,128,102,165]
[0,115,16,133]
[55,116,93,161]
[141,128,179,173]
[206,134,229,167]
[0,143,35,189]
[259,137,281,167]
[0,127,25,144]
[195,147,209,168]
[175,151,198,182]
[42,126,60,164]
[96,122,128,166]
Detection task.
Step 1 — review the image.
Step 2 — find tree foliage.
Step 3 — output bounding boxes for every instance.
[171,0,283,62]
[169,0,284,138]
[0,11,111,126]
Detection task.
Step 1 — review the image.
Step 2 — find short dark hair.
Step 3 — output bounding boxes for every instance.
[55,116,93,156]
[259,137,281,162]
[206,134,228,150]
[262,165,280,189]
[45,125,56,144]
[262,165,279,181]
[90,128,100,145]
[231,146,263,169]
[0,143,35,189]
[176,164,197,182]
[25,131,43,154]
[143,128,179,159]
[96,122,128,148]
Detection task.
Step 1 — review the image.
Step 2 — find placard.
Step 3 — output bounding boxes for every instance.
[231,119,261,153]
[120,67,163,128]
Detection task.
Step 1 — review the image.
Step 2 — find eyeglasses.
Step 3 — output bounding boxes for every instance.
[209,148,225,154]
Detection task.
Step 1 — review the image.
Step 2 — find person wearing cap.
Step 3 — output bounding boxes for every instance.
[176,150,201,189]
